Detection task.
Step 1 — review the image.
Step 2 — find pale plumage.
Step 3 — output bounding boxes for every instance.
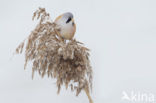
[54,12,76,40]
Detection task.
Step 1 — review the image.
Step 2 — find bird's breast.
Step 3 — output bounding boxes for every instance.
[59,24,76,40]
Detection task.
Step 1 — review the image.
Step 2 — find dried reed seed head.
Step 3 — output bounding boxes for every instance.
[16,7,93,96]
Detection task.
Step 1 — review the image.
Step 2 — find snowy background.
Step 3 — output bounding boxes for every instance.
[0,0,156,103]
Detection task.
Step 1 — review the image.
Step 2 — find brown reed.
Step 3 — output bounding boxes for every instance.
[16,7,93,103]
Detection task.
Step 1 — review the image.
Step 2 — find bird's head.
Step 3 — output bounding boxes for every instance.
[54,12,75,27]
[54,12,76,40]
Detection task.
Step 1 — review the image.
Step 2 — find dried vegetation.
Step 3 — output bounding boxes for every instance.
[16,8,93,103]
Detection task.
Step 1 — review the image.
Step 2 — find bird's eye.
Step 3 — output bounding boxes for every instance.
[66,17,71,23]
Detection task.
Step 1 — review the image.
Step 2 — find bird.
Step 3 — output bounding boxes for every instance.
[54,12,76,40]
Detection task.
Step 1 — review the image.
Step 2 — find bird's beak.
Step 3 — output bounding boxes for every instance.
[72,18,74,22]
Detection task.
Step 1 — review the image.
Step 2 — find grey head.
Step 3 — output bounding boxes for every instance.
[62,12,74,24]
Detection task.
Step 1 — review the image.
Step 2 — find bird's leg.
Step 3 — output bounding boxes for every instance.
[58,37,65,43]
[62,38,66,44]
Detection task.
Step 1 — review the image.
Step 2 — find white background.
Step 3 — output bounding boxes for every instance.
[0,0,156,103]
